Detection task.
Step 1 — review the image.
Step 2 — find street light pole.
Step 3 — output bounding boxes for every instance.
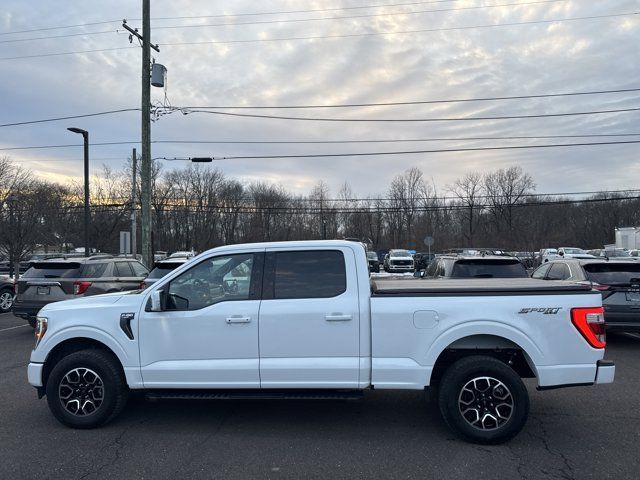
[6,194,17,280]
[67,127,90,257]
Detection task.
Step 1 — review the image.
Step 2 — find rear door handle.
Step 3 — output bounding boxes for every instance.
[325,314,352,322]
[226,316,252,324]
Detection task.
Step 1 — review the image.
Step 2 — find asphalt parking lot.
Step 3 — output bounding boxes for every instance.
[1,311,639,480]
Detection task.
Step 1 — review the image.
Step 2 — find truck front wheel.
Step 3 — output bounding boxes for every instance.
[438,355,529,444]
[45,349,129,429]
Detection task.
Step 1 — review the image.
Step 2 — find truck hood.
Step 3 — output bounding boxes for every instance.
[39,290,144,314]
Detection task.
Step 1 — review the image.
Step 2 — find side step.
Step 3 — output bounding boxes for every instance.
[145,389,364,401]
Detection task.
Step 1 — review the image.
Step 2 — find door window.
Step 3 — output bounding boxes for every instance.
[532,263,551,279]
[114,262,134,277]
[166,254,255,311]
[268,250,346,299]
[547,263,571,280]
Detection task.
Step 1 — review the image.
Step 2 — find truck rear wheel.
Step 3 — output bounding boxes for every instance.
[438,355,529,444]
[45,349,129,429]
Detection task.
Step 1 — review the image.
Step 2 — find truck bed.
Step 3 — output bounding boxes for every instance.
[371,278,593,296]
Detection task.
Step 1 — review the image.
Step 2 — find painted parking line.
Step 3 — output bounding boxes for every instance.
[0,324,29,333]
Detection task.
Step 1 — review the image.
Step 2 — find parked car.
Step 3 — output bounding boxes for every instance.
[167,251,196,259]
[629,249,640,258]
[531,258,640,332]
[366,251,380,273]
[0,275,14,314]
[557,247,596,259]
[413,252,436,271]
[510,252,535,269]
[143,257,191,288]
[13,256,149,327]
[28,240,614,444]
[383,249,415,273]
[423,255,529,279]
[588,248,633,259]
[535,248,558,266]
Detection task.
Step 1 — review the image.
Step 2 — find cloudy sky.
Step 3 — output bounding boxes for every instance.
[0,0,638,196]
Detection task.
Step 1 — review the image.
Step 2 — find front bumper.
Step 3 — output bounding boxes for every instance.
[28,362,44,387]
[388,265,414,271]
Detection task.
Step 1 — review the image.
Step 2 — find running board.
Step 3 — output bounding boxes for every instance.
[145,389,364,401]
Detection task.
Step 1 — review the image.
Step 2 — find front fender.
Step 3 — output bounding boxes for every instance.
[32,326,133,367]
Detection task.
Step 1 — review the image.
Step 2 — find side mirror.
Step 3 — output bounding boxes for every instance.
[150,289,164,312]
[558,251,564,257]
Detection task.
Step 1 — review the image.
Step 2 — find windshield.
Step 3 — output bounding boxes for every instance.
[147,262,184,279]
[366,252,378,260]
[22,262,82,278]
[390,250,412,257]
[451,260,528,278]
[584,263,640,285]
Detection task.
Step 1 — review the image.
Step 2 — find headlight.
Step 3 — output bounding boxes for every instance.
[34,317,48,348]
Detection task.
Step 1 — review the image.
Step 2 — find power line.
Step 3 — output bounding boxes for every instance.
[163,87,640,110]
[168,106,640,122]
[3,134,640,152]
[0,29,120,45]
[0,108,140,128]
[0,0,460,36]
[153,140,640,161]
[0,0,563,43]
[0,19,122,36]
[0,46,137,62]
[153,0,566,32]
[151,0,468,21]
[3,11,635,61]
[161,12,639,47]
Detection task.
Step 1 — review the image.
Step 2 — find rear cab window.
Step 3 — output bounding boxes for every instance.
[266,250,347,299]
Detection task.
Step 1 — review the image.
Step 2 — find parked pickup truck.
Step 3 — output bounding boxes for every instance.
[28,240,615,444]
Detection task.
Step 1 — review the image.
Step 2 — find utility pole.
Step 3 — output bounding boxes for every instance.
[131,148,137,259]
[140,0,152,268]
[122,4,159,268]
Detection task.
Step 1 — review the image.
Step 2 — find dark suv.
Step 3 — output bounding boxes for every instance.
[0,275,14,314]
[423,255,528,279]
[13,256,149,327]
[531,258,640,332]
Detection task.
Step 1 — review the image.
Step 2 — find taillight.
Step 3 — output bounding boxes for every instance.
[139,281,146,290]
[14,283,18,295]
[591,283,610,291]
[73,281,92,295]
[571,307,606,348]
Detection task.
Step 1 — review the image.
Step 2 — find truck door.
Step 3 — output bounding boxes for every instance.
[259,247,360,388]
[138,251,263,388]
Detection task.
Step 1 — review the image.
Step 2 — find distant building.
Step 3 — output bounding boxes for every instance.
[615,227,640,250]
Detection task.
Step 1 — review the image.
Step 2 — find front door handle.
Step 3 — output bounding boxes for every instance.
[226,316,251,324]
[325,314,352,322]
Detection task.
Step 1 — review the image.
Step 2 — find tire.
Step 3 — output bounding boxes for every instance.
[45,349,129,429]
[438,355,529,444]
[0,288,13,313]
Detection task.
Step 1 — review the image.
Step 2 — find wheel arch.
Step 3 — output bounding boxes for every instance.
[426,327,541,387]
[41,337,125,392]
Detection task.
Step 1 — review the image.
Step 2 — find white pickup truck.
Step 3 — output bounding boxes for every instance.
[28,240,615,444]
